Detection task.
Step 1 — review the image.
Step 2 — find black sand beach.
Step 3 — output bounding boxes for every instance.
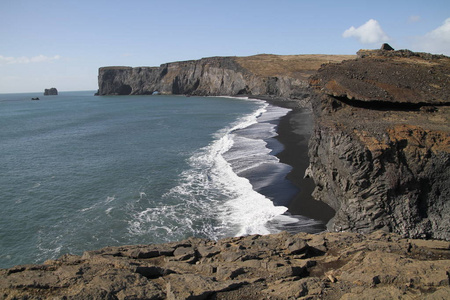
[263,98,335,230]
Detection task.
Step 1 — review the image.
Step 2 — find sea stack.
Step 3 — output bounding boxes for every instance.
[44,88,58,95]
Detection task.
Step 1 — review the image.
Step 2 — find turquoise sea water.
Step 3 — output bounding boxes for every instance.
[0,91,320,268]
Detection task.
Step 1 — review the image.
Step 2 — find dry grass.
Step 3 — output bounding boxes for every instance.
[235,54,356,79]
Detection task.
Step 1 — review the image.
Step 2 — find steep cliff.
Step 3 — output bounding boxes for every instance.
[96,54,354,100]
[307,49,450,240]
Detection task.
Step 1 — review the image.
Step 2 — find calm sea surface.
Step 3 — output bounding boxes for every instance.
[0,91,320,268]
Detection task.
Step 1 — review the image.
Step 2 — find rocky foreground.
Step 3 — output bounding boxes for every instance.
[1,231,449,299]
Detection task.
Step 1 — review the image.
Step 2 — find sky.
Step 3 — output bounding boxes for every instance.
[1,0,449,93]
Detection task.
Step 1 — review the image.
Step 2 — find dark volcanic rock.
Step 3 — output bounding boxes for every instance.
[380,43,394,50]
[96,54,354,101]
[1,231,449,299]
[44,87,58,95]
[96,57,301,98]
[311,51,449,104]
[308,49,450,240]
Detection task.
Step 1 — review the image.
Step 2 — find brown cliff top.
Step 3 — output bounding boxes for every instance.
[311,49,450,153]
[311,49,450,105]
[236,54,356,80]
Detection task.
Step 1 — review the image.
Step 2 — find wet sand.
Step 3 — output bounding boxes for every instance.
[263,98,335,225]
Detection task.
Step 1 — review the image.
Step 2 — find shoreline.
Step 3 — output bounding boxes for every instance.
[255,96,335,227]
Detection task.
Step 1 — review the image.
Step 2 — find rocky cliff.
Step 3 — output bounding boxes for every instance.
[307,49,450,240]
[1,231,449,299]
[96,54,354,101]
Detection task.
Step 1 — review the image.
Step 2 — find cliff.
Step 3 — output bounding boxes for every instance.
[96,54,354,101]
[1,231,449,299]
[307,49,450,240]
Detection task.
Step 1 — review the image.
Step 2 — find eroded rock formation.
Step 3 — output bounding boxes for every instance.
[96,54,354,101]
[307,49,450,240]
[1,231,449,299]
[44,88,58,95]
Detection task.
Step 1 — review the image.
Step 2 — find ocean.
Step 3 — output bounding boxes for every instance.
[0,91,321,268]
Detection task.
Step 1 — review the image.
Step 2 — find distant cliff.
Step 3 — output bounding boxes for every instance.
[96,54,354,101]
[307,49,450,240]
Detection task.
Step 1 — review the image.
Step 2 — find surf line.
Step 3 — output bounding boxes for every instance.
[209,96,299,236]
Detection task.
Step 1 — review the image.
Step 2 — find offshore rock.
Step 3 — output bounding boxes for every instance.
[308,49,450,240]
[1,231,449,299]
[44,88,58,95]
[96,54,354,102]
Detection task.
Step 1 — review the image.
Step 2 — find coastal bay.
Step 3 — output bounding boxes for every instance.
[1,49,449,299]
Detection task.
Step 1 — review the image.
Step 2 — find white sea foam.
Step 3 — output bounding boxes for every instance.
[126,99,316,241]
[135,100,298,238]
[80,195,116,212]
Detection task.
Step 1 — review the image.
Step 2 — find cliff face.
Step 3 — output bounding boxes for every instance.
[307,50,450,240]
[96,54,354,100]
[1,231,449,299]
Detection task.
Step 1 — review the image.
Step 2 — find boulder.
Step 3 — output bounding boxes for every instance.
[380,43,394,50]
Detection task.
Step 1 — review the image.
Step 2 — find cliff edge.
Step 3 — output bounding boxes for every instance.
[96,54,354,102]
[1,231,449,299]
[308,49,450,240]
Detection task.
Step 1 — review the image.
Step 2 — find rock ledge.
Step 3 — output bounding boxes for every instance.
[1,231,449,299]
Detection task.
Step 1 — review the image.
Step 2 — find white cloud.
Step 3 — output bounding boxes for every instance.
[342,19,390,44]
[415,18,450,55]
[0,54,61,65]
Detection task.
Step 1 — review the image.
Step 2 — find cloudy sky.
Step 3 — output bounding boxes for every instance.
[1,0,449,93]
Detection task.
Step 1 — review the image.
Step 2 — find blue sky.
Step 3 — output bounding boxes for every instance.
[1,0,449,93]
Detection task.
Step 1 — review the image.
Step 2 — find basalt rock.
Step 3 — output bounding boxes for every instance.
[1,231,449,299]
[307,49,450,240]
[96,54,354,101]
[44,88,58,95]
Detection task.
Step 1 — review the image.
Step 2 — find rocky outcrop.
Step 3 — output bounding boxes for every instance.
[44,88,58,95]
[307,49,450,240]
[1,231,449,299]
[96,54,354,100]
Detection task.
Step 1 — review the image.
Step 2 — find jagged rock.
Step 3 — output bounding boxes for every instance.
[285,238,308,254]
[96,54,354,101]
[44,87,58,95]
[1,231,449,299]
[308,49,450,240]
[165,274,247,300]
[380,43,394,50]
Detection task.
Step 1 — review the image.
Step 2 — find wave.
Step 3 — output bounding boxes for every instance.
[128,99,307,240]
